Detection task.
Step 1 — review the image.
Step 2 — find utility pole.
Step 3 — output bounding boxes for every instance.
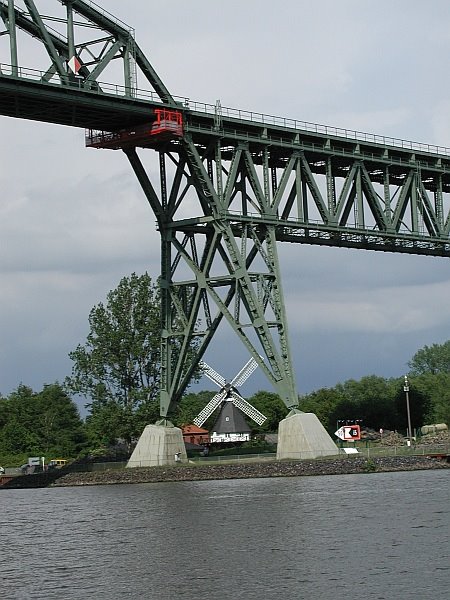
[403,375,413,444]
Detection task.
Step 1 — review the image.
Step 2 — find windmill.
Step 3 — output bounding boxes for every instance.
[193,358,267,428]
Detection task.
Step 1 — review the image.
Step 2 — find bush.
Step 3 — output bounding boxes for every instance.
[0,452,29,468]
[364,458,377,473]
[209,442,276,457]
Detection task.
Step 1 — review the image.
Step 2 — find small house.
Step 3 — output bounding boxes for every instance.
[181,424,210,446]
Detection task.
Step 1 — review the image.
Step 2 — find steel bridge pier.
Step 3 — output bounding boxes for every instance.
[122,138,301,418]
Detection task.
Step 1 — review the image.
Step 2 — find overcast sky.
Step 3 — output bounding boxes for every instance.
[2,0,450,412]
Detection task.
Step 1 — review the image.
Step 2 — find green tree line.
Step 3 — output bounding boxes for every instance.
[1,363,448,466]
[0,383,85,465]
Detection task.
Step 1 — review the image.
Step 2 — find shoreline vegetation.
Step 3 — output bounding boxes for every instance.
[1,455,448,489]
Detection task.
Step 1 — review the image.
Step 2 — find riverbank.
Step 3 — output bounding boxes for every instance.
[2,455,448,489]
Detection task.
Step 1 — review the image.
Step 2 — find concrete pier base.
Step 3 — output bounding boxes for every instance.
[127,423,187,468]
[276,412,339,460]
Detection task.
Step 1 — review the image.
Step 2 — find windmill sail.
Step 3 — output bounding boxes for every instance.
[200,361,226,388]
[230,357,259,388]
[193,359,267,428]
[230,391,267,425]
[193,390,226,426]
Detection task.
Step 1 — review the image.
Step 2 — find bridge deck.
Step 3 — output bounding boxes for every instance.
[3,70,450,258]
[2,68,450,182]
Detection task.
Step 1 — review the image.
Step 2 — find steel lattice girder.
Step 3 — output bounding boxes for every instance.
[181,121,450,257]
[0,0,175,129]
[4,1,450,417]
[122,128,450,413]
[2,0,450,255]
[125,141,299,415]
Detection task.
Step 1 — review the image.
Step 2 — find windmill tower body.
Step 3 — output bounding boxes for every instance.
[210,400,252,443]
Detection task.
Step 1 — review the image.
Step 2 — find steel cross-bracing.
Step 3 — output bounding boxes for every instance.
[3,1,450,418]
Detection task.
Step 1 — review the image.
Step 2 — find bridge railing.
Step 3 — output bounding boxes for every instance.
[185,99,450,157]
[3,62,450,158]
[0,63,156,101]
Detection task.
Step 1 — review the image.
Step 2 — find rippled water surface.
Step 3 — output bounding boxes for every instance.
[0,469,449,599]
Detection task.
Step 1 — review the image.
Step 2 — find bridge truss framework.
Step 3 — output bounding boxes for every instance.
[2,0,450,418]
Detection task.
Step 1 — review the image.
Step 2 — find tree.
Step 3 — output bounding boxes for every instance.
[0,385,41,454]
[301,376,408,434]
[412,372,450,426]
[66,272,199,445]
[408,340,450,375]
[300,387,345,433]
[66,273,162,444]
[173,391,216,428]
[84,401,130,448]
[67,273,161,404]
[334,375,399,431]
[35,384,86,456]
[0,383,85,458]
[407,341,450,428]
[248,391,289,432]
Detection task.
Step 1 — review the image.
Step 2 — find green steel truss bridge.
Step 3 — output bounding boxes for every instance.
[2,0,450,418]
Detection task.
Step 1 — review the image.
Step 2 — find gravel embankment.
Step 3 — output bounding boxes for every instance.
[2,455,446,489]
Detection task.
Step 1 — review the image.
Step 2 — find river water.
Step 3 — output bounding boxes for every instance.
[0,469,448,599]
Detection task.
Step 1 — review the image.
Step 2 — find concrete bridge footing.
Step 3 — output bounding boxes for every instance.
[276,412,339,460]
[127,423,187,468]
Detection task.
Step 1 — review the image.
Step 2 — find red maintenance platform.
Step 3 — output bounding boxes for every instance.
[86,108,183,150]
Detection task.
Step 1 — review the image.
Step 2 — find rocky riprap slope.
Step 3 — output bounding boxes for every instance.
[41,455,449,488]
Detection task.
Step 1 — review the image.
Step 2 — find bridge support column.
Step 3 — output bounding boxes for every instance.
[276,412,339,460]
[127,423,186,468]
